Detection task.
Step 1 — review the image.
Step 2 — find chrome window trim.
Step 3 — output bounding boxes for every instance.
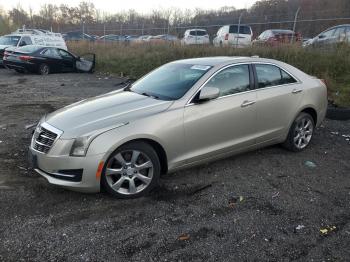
[253,62,301,86]
[186,62,252,106]
[185,61,302,107]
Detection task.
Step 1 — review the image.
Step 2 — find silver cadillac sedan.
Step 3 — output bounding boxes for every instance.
[29,57,327,198]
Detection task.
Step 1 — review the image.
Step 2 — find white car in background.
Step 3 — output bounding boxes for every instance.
[214,24,253,48]
[182,29,210,45]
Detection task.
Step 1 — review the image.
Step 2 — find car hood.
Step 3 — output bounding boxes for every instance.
[45,90,173,139]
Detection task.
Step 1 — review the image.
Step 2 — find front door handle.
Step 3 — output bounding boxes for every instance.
[241,100,256,107]
[292,88,303,94]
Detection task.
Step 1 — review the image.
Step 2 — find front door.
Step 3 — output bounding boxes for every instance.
[58,49,75,72]
[183,64,257,163]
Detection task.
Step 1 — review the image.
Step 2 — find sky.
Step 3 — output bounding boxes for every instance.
[0,0,258,14]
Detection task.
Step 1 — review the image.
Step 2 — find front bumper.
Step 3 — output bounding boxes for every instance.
[29,146,105,193]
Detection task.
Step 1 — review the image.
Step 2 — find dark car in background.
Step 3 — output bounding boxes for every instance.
[253,29,302,46]
[63,31,95,41]
[304,24,350,47]
[3,45,95,75]
[98,34,127,42]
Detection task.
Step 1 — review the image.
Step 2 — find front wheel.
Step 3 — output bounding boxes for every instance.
[101,142,161,198]
[283,112,315,152]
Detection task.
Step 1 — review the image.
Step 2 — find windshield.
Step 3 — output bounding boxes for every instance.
[0,36,21,46]
[130,63,212,100]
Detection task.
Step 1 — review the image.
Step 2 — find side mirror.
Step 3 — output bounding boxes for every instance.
[318,34,325,39]
[18,41,26,47]
[198,86,220,102]
[76,56,81,61]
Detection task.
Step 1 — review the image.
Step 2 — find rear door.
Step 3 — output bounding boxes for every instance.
[228,25,252,47]
[183,64,257,163]
[253,63,303,143]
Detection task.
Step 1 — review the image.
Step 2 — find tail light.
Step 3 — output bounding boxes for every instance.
[225,33,229,40]
[3,51,9,59]
[19,55,33,62]
[296,33,302,42]
[320,79,327,86]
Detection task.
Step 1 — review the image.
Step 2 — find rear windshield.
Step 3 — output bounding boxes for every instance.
[189,30,207,36]
[229,25,251,35]
[0,36,20,46]
[17,45,42,53]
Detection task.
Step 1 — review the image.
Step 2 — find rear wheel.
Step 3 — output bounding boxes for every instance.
[101,142,161,198]
[39,63,50,75]
[283,112,315,152]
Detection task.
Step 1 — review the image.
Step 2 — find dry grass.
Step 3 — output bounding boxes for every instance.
[68,41,350,107]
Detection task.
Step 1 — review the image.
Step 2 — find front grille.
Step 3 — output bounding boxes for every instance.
[33,126,58,153]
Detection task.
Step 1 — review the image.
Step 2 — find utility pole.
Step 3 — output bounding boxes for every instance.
[103,23,106,45]
[291,7,301,43]
[236,12,244,48]
[82,21,85,40]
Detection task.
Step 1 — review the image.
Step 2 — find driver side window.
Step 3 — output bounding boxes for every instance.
[59,49,73,59]
[204,65,251,97]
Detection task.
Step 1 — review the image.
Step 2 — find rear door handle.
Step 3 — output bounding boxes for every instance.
[241,100,256,107]
[292,88,303,94]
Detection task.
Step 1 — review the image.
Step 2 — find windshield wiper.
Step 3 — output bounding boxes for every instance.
[141,92,159,99]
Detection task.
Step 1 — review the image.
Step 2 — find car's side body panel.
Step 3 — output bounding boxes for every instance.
[28,57,328,193]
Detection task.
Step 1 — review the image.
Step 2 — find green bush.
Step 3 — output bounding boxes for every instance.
[69,42,350,107]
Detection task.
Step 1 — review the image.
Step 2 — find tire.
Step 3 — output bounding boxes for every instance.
[326,106,350,121]
[39,63,50,75]
[283,112,315,152]
[101,142,161,198]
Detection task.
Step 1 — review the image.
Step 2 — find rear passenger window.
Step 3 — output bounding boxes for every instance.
[190,30,207,36]
[42,48,60,58]
[204,64,251,97]
[229,25,251,35]
[255,64,297,88]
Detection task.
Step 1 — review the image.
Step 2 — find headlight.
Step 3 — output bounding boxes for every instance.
[70,135,92,157]
[69,122,129,157]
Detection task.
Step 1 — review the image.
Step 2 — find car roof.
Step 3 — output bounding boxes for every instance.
[270,29,294,33]
[172,56,285,67]
[324,24,350,31]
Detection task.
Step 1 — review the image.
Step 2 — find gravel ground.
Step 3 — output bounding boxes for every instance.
[0,69,349,262]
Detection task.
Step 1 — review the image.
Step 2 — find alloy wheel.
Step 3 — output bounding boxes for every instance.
[40,64,49,75]
[105,150,154,195]
[293,117,313,149]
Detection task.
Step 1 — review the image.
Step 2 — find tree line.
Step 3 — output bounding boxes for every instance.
[0,0,349,37]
